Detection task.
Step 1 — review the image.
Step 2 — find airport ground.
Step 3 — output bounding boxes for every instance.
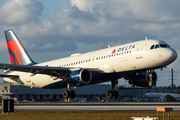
[4,102,180,112]
[0,112,180,120]
[0,102,180,119]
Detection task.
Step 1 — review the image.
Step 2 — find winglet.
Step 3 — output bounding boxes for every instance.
[4,29,36,65]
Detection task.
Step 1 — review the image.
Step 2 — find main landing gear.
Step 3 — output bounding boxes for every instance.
[63,84,76,99]
[106,80,119,99]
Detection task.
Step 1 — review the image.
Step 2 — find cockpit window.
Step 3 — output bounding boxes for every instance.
[155,44,160,49]
[160,44,168,48]
[150,43,170,50]
[150,45,154,50]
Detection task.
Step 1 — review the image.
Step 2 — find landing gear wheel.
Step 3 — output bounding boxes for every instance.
[113,91,119,99]
[148,81,152,86]
[106,91,119,99]
[106,91,113,99]
[63,90,70,99]
[70,90,75,99]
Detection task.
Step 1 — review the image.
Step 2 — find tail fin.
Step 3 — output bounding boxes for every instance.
[4,29,36,65]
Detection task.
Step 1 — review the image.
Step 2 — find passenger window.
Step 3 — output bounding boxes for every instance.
[155,44,160,49]
[150,45,154,50]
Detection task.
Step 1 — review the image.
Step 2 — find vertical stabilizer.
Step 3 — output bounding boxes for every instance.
[4,29,36,65]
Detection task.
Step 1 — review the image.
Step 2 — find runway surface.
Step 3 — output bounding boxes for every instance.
[0,102,180,112]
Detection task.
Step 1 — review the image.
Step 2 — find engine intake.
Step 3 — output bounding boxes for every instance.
[79,69,92,84]
[66,69,92,85]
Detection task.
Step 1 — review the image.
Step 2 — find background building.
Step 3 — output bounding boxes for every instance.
[0,83,180,102]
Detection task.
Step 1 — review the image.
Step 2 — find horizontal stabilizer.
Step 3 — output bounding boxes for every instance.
[0,74,24,84]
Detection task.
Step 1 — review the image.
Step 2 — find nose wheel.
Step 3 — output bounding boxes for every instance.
[148,70,156,87]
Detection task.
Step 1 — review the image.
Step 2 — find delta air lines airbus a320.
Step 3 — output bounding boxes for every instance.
[0,29,177,99]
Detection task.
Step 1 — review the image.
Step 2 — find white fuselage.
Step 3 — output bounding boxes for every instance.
[4,39,177,88]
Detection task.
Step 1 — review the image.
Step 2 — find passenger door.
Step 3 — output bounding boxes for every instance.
[136,43,144,59]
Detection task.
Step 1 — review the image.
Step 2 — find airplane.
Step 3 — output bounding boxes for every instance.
[0,29,177,99]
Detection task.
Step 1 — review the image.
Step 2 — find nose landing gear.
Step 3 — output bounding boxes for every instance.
[148,70,156,87]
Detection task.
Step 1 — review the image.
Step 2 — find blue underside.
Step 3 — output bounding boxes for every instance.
[42,70,141,89]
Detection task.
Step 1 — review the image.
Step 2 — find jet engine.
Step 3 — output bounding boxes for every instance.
[66,69,92,86]
[124,71,157,87]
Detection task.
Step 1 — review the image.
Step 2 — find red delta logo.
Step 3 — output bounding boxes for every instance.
[7,40,25,65]
[112,49,116,54]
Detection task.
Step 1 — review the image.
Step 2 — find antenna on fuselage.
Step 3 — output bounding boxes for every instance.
[108,45,110,48]
[145,37,148,40]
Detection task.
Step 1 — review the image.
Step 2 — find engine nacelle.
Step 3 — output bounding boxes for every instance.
[66,69,92,86]
[125,71,157,87]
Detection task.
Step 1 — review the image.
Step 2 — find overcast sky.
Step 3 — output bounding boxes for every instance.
[0,0,180,87]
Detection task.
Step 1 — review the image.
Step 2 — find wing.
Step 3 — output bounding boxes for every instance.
[0,63,70,77]
[0,63,100,78]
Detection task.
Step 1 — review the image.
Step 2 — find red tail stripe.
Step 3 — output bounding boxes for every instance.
[7,40,24,65]
[15,49,23,65]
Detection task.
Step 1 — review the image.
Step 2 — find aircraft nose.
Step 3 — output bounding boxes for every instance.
[166,49,178,62]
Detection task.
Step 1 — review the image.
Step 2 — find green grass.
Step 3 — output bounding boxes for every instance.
[0,112,179,120]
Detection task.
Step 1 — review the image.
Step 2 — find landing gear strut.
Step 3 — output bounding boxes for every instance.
[63,84,76,99]
[106,80,119,99]
[148,70,156,87]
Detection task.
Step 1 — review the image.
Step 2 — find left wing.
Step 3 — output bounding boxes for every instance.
[0,63,100,78]
[0,63,70,77]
